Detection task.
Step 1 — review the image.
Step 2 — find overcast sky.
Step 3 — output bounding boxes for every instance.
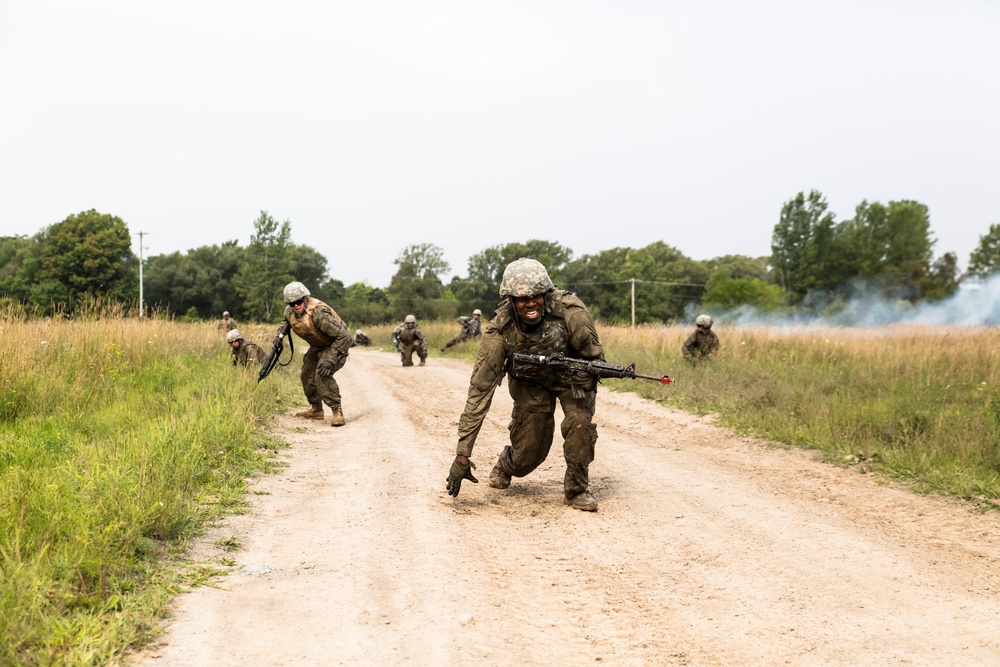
[2,0,998,289]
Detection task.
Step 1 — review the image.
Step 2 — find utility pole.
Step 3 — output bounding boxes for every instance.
[135,231,147,317]
[630,278,636,329]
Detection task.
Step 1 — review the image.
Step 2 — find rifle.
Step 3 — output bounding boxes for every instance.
[258,321,294,383]
[512,352,673,385]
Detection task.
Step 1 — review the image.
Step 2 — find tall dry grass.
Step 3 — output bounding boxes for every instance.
[601,323,1000,502]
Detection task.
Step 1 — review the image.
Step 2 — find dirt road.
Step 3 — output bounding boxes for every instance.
[136,347,1000,666]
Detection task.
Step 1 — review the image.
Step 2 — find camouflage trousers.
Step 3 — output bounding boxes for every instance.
[301,346,347,409]
[399,342,427,367]
[495,379,598,499]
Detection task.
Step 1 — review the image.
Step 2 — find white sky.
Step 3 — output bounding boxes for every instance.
[2,0,998,288]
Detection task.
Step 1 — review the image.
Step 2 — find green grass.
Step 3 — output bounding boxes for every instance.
[0,307,292,666]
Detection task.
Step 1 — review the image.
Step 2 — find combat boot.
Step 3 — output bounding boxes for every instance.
[489,461,511,489]
[295,405,325,420]
[330,404,345,427]
[564,491,598,512]
[419,358,426,366]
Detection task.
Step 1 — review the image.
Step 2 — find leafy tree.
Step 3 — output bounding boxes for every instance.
[877,200,935,301]
[967,223,1000,279]
[460,240,575,315]
[700,255,772,282]
[0,235,42,305]
[921,252,959,301]
[339,281,392,325]
[236,211,295,321]
[143,241,244,318]
[39,210,136,309]
[770,190,840,303]
[386,243,452,320]
[701,268,788,312]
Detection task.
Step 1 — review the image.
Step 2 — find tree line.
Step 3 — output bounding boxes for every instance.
[3,193,1000,324]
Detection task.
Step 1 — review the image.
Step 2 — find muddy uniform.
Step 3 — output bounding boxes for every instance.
[457,290,604,500]
[282,299,353,412]
[354,330,371,347]
[682,328,719,365]
[392,324,427,366]
[218,316,238,332]
[443,315,483,349]
[232,339,267,367]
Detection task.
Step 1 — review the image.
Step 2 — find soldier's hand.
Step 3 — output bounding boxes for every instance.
[446,457,478,497]
[317,360,336,377]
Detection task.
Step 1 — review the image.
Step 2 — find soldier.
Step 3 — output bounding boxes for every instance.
[354,329,371,347]
[445,258,604,512]
[441,309,483,351]
[682,314,720,366]
[218,311,238,332]
[279,281,353,427]
[227,329,267,367]
[392,314,428,367]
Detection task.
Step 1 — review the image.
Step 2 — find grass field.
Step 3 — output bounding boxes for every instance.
[3,309,999,664]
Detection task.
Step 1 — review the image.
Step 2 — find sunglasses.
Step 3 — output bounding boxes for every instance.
[289,298,306,307]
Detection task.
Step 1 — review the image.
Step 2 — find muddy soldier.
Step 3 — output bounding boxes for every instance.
[682,314,719,366]
[441,309,483,351]
[445,258,604,512]
[279,281,353,427]
[392,314,428,367]
[354,329,371,347]
[227,329,267,366]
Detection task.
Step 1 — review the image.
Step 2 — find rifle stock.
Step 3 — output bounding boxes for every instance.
[512,352,673,385]
[258,321,294,383]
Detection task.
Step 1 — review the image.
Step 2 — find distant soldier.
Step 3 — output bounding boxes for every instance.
[354,329,371,346]
[682,314,719,366]
[228,329,267,367]
[442,309,483,351]
[392,314,428,367]
[218,311,238,332]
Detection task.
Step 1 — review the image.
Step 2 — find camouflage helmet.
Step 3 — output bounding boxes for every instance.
[472,308,482,316]
[222,311,230,317]
[404,314,416,324]
[283,281,310,303]
[499,258,554,298]
[696,314,713,328]
[226,329,242,343]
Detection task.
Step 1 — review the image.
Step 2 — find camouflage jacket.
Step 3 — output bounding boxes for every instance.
[392,324,426,347]
[682,328,719,364]
[282,298,353,364]
[232,340,267,367]
[456,290,604,457]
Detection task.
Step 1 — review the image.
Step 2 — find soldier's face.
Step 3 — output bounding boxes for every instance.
[289,298,307,314]
[513,293,545,325]
[230,339,242,349]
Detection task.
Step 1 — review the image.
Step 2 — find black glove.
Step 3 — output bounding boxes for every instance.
[317,359,336,377]
[446,457,478,497]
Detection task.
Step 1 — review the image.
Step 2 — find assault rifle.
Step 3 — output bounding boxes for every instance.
[258,321,294,383]
[512,352,674,385]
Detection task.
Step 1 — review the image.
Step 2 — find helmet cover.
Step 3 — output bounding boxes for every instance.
[499,258,554,298]
[283,282,311,303]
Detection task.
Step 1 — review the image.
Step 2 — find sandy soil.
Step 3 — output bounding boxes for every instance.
[134,347,1000,666]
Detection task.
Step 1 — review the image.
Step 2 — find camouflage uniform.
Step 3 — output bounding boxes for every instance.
[457,290,604,501]
[231,338,267,367]
[682,328,719,365]
[281,298,353,413]
[392,322,428,366]
[218,314,238,332]
[443,314,483,349]
[354,330,371,346]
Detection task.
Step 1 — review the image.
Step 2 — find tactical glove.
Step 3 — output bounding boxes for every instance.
[446,457,478,497]
[317,360,336,377]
